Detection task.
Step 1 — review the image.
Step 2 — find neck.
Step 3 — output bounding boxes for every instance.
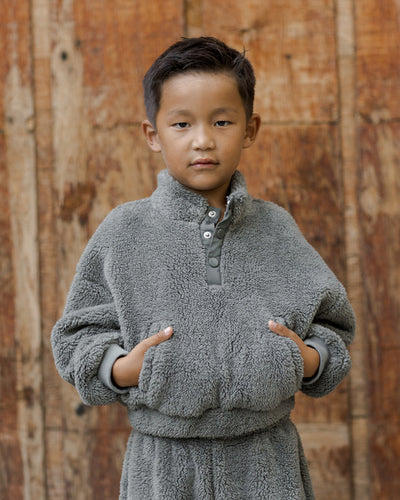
[185,181,231,212]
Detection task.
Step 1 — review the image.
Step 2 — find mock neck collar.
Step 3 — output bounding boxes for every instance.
[150,169,250,222]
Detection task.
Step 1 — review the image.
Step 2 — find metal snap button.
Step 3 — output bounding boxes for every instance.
[208,210,217,218]
[209,257,219,267]
[203,231,212,239]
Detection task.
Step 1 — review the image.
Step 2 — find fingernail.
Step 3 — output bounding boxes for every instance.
[269,320,277,329]
[163,327,172,336]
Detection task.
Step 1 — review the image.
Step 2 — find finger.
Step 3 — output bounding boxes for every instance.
[140,327,173,349]
[268,321,292,337]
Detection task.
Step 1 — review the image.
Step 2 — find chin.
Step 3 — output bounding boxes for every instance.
[187,181,222,192]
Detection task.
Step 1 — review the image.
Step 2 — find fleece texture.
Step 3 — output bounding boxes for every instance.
[51,169,355,499]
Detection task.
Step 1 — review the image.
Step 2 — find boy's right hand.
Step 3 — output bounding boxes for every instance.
[111,327,173,387]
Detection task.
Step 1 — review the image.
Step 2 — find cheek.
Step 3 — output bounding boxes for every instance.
[223,138,245,158]
[164,133,190,151]
[222,130,246,149]
[161,147,184,168]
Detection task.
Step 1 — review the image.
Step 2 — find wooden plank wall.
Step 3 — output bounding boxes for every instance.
[0,1,398,498]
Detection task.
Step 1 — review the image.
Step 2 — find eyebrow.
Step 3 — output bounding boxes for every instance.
[212,107,240,115]
[166,107,240,117]
[166,109,192,118]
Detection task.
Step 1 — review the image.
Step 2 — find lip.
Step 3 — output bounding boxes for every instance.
[190,158,219,168]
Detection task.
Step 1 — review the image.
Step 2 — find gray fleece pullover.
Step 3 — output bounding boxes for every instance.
[51,169,355,499]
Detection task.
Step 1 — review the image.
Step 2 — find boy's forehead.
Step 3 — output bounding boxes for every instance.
[159,71,241,105]
[161,70,238,96]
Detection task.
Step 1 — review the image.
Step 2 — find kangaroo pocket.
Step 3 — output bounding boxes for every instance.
[219,308,304,412]
[134,319,221,418]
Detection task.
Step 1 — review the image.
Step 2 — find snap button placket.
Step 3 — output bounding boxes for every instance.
[199,204,233,286]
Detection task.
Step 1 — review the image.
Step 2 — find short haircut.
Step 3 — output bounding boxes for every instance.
[143,36,256,127]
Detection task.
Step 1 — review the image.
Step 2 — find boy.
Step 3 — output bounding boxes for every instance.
[52,37,355,499]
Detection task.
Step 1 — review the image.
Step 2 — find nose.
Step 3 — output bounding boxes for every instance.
[192,125,215,150]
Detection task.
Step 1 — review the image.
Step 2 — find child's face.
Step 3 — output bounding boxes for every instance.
[143,71,260,207]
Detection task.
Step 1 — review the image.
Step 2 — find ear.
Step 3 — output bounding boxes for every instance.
[243,113,261,149]
[142,119,162,152]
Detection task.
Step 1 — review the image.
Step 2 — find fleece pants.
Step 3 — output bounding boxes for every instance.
[119,418,314,500]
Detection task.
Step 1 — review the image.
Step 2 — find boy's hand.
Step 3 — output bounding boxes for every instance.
[112,327,173,387]
[268,321,320,378]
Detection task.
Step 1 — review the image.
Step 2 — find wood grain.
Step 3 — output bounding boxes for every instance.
[358,122,400,499]
[298,423,352,500]
[187,0,338,122]
[0,137,24,500]
[356,0,400,120]
[1,1,45,498]
[337,0,371,497]
[30,1,64,497]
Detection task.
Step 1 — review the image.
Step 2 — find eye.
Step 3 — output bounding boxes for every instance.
[215,120,232,127]
[172,122,190,129]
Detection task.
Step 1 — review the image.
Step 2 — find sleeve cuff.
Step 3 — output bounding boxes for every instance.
[98,344,130,394]
[302,336,330,385]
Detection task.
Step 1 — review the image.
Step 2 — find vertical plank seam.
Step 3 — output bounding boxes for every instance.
[29,0,48,497]
[335,0,371,498]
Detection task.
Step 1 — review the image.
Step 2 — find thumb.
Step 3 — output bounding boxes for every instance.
[145,326,173,347]
[268,320,290,336]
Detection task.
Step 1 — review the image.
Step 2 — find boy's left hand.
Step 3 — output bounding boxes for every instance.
[268,321,320,378]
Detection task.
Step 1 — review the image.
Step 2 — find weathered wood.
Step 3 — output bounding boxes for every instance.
[30,3,75,498]
[0,139,15,358]
[187,0,338,122]
[297,423,352,500]
[358,122,400,499]
[31,1,63,497]
[1,2,45,499]
[337,0,371,498]
[5,66,45,500]
[356,0,400,120]
[0,137,24,500]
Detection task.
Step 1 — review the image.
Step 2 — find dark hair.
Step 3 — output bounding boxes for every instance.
[143,37,256,126]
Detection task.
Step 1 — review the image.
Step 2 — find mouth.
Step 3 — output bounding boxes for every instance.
[190,158,219,169]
